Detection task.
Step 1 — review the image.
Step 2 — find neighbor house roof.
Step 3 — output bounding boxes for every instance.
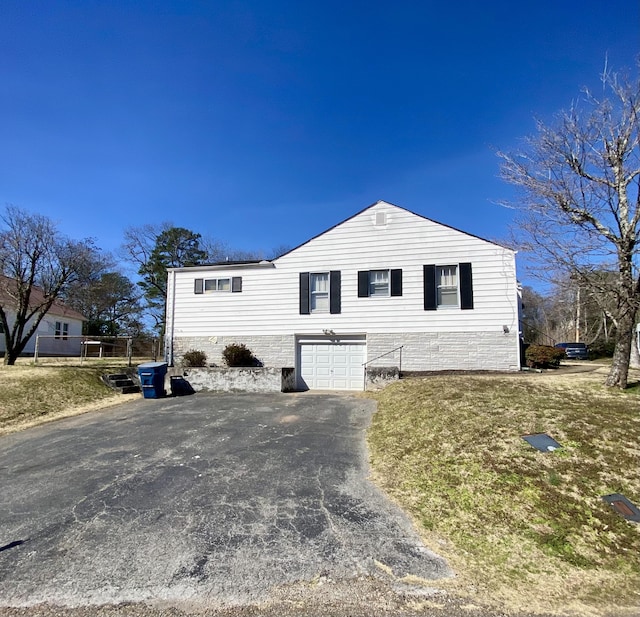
[0,276,86,321]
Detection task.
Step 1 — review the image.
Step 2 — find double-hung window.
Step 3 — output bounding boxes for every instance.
[299,271,341,314]
[358,269,402,297]
[369,270,389,296]
[310,272,329,313]
[437,266,458,307]
[423,263,474,310]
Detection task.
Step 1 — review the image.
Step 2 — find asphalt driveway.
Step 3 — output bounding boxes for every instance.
[0,392,450,610]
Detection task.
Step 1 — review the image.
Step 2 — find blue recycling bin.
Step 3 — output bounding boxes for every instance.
[138,362,168,399]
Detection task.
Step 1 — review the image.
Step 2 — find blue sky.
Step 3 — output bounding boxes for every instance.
[1,1,638,277]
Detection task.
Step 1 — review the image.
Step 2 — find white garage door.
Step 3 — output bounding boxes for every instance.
[298,338,366,390]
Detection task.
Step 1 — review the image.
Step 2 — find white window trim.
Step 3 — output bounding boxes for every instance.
[437,265,459,308]
[310,272,329,313]
[204,277,231,293]
[369,269,390,297]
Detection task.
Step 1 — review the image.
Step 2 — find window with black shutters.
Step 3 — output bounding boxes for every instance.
[194,277,242,294]
[358,269,402,297]
[424,263,473,310]
[300,271,341,314]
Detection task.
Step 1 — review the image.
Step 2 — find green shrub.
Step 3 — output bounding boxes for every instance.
[525,344,565,368]
[589,340,615,359]
[182,349,207,367]
[222,343,258,367]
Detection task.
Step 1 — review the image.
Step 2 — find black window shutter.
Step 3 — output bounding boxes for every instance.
[357,271,370,297]
[231,277,242,292]
[299,272,310,314]
[423,265,437,310]
[194,278,204,294]
[390,269,403,296]
[459,262,474,310]
[330,270,341,314]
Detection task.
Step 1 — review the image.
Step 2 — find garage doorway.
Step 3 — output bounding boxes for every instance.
[297,335,366,390]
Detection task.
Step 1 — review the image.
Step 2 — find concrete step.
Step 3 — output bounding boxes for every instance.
[118,384,141,394]
[102,373,141,394]
[110,378,134,388]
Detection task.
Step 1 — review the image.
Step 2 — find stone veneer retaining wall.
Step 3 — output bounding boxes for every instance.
[167,366,296,393]
[170,331,520,374]
[365,366,400,389]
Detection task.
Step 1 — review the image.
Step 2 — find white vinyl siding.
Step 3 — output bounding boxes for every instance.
[165,202,520,343]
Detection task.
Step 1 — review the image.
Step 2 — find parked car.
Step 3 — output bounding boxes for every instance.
[555,342,589,360]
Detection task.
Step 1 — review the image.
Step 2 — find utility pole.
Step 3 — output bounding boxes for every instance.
[575,286,581,342]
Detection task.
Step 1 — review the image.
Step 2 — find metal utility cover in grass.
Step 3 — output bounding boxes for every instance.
[602,494,640,523]
[522,433,562,452]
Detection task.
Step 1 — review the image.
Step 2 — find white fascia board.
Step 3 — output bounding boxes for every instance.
[167,261,275,273]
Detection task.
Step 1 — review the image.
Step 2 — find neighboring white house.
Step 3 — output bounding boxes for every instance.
[165,201,521,390]
[0,283,86,357]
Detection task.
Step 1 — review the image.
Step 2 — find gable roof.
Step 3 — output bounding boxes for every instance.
[273,200,513,261]
[0,276,86,321]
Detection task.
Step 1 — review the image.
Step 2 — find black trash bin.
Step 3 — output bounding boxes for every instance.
[138,362,168,399]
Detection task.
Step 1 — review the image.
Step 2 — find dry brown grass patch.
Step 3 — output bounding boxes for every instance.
[0,363,138,435]
[367,366,640,616]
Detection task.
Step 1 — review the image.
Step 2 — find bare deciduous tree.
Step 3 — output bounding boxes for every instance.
[499,66,640,388]
[64,271,145,336]
[0,206,100,365]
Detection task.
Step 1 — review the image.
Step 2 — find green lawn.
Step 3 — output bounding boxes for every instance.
[367,368,640,616]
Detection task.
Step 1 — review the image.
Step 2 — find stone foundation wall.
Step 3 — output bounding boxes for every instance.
[170,335,295,368]
[365,331,520,372]
[170,331,520,374]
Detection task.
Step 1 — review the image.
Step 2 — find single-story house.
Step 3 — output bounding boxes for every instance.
[164,200,521,390]
[0,279,86,357]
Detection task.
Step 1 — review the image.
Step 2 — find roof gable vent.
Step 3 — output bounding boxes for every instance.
[375,211,388,227]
